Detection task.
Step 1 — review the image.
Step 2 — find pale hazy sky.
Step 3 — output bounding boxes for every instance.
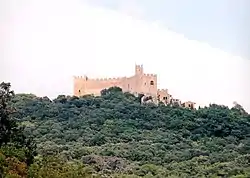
[86,0,250,59]
[1,0,250,112]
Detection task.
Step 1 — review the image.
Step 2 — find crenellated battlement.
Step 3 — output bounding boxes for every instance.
[73,64,196,110]
[143,73,157,77]
[74,76,87,79]
[94,77,125,81]
[157,88,169,93]
[74,76,126,82]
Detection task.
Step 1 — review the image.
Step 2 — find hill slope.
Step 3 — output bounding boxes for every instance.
[10,87,250,177]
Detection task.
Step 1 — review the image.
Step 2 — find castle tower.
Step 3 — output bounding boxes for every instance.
[135,64,143,75]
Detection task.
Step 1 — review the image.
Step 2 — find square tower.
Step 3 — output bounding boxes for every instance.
[135,64,143,75]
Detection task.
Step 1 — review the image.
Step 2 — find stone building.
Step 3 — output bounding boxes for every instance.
[73,64,195,108]
[182,101,196,109]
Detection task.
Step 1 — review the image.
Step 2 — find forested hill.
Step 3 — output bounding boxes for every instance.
[7,87,250,177]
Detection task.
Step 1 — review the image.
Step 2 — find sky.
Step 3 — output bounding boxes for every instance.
[85,0,250,59]
[1,0,250,112]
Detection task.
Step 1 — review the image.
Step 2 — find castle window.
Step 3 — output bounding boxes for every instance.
[78,90,81,93]
[150,81,154,85]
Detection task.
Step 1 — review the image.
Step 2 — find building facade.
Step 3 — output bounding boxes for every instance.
[73,64,195,108]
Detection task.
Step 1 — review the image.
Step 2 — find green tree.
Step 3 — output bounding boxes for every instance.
[0,82,36,166]
[0,82,16,146]
[5,86,250,177]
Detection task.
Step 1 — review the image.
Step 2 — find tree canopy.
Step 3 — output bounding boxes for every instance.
[1,84,250,177]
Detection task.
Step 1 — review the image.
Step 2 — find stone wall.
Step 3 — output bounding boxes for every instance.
[73,65,158,98]
[73,64,195,109]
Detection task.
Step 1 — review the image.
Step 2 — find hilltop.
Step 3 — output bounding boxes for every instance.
[1,84,250,177]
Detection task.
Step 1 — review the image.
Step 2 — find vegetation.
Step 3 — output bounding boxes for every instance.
[0,82,36,177]
[1,83,250,177]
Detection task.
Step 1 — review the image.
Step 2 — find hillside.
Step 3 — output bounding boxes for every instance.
[2,86,250,177]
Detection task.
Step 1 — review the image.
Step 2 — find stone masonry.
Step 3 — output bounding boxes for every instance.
[73,64,195,109]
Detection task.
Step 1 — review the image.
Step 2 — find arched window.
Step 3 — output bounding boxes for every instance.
[78,90,81,93]
[150,81,154,85]
[163,96,167,100]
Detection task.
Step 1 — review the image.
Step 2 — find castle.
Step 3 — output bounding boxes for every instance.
[73,64,196,109]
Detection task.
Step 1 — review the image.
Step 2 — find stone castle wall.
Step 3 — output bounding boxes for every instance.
[73,64,196,109]
[74,65,158,97]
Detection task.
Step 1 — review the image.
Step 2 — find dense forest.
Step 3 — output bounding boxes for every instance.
[1,82,250,177]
